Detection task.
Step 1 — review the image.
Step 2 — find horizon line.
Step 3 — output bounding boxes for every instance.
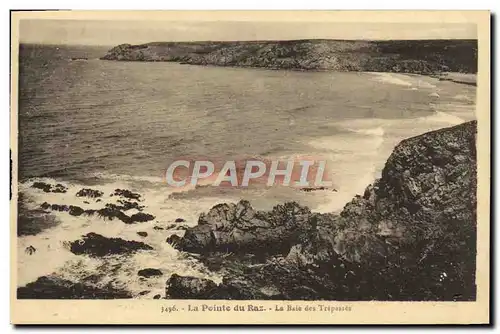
[19,37,479,48]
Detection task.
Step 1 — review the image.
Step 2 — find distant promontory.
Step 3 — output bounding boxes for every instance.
[101,39,477,74]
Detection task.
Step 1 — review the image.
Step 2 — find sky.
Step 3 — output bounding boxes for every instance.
[18,19,478,46]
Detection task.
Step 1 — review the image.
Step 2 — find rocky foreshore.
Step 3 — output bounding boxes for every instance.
[100,39,477,74]
[166,120,477,301]
[17,121,477,301]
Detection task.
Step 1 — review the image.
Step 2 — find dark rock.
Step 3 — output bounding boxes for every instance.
[106,201,144,212]
[32,182,53,193]
[69,205,85,216]
[129,212,155,223]
[51,204,69,212]
[83,201,90,204]
[153,226,164,230]
[137,231,148,237]
[118,200,144,211]
[17,275,132,299]
[111,189,141,201]
[138,290,150,296]
[40,202,51,210]
[138,268,163,278]
[76,188,103,198]
[96,199,102,202]
[175,218,186,223]
[166,235,182,246]
[53,184,68,193]
[300,186,329,192]
[166,274,218,299]
[153,294,162,299]
[25,245,36,255]
[95,207,131,223]
[80,206,154,224]
[174,200,310,255]
[69,232,153,257]
[165,224,177,230]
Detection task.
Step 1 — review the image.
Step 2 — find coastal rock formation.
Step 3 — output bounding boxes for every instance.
[39,201,155,224]
[101,40,477,74]
[76,188,103,198]
[169,121,477,301]
[32,182,67,193]
[69,232,153,257]
[137,268,163,278]
[111,188,142,201]
[166,274,219,299]
[17,275,132,299]
[172,200,311,255]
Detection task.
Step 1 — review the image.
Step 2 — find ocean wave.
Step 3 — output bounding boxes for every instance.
[420,111,465,125]
[16,177,225,297]
[88,172,165,184]
[347,126,385,137]
[370,72,413,87]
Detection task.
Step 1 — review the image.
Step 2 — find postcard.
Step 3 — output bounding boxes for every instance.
[10,10,490,325]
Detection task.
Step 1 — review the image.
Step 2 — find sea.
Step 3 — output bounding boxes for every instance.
[16,44,477,298]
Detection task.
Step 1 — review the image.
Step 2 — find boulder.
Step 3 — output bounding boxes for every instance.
[32,182,52,192]
[76,188,103,198]
[138,268,163,278]
[137,232,148,237]
[166,274,219,299]
[129,212,155,223]
[69,232,153,257]
[68,205,85,216]
[111,189,141,201]
[166,235,182,246]
[173,200,310,255]
[32,182,68,193]
[17,275,132,299]
[53,183,68,193]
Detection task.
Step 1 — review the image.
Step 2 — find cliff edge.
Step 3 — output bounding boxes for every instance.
[101,39,477,74]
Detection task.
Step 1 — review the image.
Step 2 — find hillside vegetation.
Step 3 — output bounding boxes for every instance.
[101,39,477,74]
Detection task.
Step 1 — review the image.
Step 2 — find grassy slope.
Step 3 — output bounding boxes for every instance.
[101,39,477,74]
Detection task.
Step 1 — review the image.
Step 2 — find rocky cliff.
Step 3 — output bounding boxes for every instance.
[101,39,477,74]
[167,121,477,301]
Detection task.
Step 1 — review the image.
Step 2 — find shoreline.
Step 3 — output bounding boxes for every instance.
[99,57,478,85]
[100,39,478,75]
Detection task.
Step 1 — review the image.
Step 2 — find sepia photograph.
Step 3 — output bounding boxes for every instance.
[10,10,490,324]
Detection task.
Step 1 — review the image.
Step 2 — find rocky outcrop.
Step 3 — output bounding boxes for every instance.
[166,274,219,299]
[169,121,477,301]
[138,268,163,278]
[32,182,67,193]
[76,188,103,198]
[111,189,142,201]
[40,201,155,224]
[101,40,477,74]
[17,275,132,299]
[69,232,153,257]
[172,200,310,255]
